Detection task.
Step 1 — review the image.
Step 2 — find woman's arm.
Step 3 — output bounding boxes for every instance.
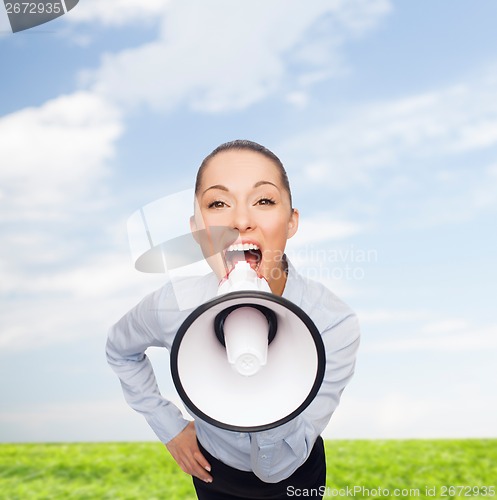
[106,286,212,482]
[106,287,189,442]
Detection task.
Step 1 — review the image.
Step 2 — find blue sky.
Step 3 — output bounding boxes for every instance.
[1,0,496,443]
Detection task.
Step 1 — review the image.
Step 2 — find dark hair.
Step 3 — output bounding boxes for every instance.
[195,139,293,208]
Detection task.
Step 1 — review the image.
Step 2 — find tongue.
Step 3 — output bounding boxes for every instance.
[227,250,246,266]
[226,249,260,269]
[244,249,260,267]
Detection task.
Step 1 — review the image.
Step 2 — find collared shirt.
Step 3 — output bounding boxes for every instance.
[106,259,360,483]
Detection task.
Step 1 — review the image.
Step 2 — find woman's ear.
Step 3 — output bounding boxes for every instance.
[287,208,299,239]
[190,215,200,243]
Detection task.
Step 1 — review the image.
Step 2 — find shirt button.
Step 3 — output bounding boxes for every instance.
[261,455,267,459]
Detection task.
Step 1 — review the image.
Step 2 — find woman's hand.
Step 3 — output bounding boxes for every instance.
[165,421,213,483]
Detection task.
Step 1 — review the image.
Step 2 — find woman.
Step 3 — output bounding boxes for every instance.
[106,140,360,499]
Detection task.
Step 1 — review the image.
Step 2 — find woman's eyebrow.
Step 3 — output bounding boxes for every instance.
[202,184,228,196]
[253,180,279,190]
[202,181,279,196]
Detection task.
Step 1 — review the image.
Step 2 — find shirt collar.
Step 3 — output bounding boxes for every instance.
[281,256,303,306]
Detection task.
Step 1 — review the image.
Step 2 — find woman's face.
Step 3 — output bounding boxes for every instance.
[191,149,299,294]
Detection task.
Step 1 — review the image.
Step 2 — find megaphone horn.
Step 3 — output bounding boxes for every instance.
[170,263,325,432]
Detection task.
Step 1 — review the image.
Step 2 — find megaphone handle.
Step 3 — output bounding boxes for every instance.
[214,303,278,346]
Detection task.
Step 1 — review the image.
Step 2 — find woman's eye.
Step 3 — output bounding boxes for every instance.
[208,200,227,209]
[257,198,276,206]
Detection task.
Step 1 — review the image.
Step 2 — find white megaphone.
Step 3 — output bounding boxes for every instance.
[170,261,326,432]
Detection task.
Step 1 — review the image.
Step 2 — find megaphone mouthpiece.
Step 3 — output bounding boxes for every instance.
[221,306,271,376]
[218,261,270,295]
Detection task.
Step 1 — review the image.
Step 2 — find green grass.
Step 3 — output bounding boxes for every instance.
[0,440,495,499]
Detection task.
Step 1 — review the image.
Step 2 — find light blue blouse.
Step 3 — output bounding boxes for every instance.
[106,259,360,483]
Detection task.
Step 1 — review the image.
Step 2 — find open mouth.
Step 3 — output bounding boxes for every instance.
[224,243,262,274]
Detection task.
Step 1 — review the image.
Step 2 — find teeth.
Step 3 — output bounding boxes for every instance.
[227,243,259,252]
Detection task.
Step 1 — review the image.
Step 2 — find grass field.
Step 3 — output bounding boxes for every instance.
[0,439,495,499]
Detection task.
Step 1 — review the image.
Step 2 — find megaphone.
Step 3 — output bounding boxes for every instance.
[171,261,326,432]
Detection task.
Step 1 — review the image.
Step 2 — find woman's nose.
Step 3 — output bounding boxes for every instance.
[231,205,253,232]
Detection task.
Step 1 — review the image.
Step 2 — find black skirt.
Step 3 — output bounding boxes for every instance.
[192,436,326,500]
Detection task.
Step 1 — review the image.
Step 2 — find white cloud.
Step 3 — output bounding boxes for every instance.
[83,0,392,113]
[0,386,193,442]
[470,163,497,210]
[0,347,188,442]
[0,399,156,442]
[286,227,371,301]
[285,91,309,110]
[0,246,158,298]
[358,309,432,324]
[278,68,497,230]
[290,213,363,247]
[282,74,497,190]
[284,213,366,297]
[366,323,497,353]
[327,389,497,439]
[420,319,469,335]
[356,309,497,354]
[67,0,168,26]
[0,91,122,221]
[0,247,166,351]
[0,91,144,353]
